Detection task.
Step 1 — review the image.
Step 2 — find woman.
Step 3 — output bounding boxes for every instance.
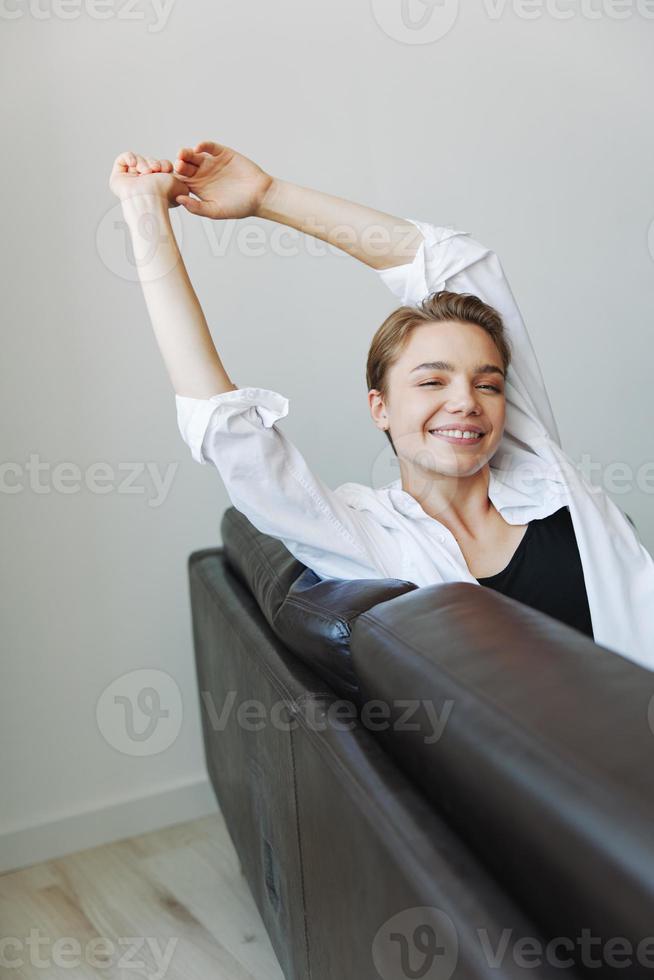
[108,143,654,668]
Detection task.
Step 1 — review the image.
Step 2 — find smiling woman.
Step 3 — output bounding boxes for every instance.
[109,140,654,669]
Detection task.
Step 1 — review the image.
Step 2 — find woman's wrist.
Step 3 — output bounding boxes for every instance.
[119,193,181,283]
[120,192,171,226]
[254,175,285,221]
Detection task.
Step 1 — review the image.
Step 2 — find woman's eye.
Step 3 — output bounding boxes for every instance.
[419,381,501,392]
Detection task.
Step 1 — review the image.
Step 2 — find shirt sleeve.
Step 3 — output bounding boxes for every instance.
[375,218,562,449]
[175,386,389,581]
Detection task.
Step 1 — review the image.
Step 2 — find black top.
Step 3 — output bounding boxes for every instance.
[476,506,594,641]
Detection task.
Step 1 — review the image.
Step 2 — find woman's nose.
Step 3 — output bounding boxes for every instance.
[445,389,482,412]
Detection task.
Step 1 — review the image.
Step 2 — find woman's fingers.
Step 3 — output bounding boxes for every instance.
[135,154,153,174]
[113,149,199,181]
[175,194,214,217]
[174,158,198,178]
[194,140,224,156]
[177,147,206,167]
[113,150,137,173]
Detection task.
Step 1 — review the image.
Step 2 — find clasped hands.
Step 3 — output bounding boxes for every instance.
[109,141,275,221]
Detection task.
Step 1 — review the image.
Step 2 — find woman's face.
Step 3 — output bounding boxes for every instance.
[369,319,507,480]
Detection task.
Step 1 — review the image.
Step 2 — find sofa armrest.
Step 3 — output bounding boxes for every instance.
[350,582,654,974]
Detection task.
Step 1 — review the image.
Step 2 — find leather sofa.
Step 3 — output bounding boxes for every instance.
[188,506,654,980]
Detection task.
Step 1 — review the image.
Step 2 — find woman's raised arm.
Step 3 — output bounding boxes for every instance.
[172,140,424,270]
[107,151,396,581]
[108,150,238,399]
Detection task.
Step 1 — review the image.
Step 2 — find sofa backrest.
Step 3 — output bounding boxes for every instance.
[350,582,654,978]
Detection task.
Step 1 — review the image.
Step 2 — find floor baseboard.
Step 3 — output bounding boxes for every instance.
[0,773,218,874]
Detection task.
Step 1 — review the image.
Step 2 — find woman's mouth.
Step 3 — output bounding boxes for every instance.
[428,428,486,446]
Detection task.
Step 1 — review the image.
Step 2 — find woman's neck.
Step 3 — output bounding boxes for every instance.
[400,461,496,539]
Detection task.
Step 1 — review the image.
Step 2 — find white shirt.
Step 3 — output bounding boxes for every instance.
[176,218,654,670]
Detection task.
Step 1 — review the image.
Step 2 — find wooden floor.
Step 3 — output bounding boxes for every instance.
[0,812,285,979]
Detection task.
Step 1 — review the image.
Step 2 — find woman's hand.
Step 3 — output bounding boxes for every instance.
[172,140,274,219]
[109,151,188,208]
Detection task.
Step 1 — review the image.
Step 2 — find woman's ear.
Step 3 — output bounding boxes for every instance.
[368,388,389,431]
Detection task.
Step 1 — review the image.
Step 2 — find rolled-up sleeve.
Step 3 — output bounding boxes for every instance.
[176,387,290,466]
[175,387,390,580]
[375,218,562,449]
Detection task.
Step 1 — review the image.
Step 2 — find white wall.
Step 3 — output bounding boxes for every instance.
[2,0,653,871]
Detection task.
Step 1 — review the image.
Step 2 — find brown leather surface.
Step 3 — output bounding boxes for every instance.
[189,548,580,979]
[351,582,654,978]
[221,506,418,700]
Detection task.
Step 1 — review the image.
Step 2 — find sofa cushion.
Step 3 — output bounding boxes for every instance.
[350,581,654,975]
[220,506,417,698]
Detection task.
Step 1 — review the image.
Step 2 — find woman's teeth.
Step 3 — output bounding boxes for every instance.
[430,429,483,440]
